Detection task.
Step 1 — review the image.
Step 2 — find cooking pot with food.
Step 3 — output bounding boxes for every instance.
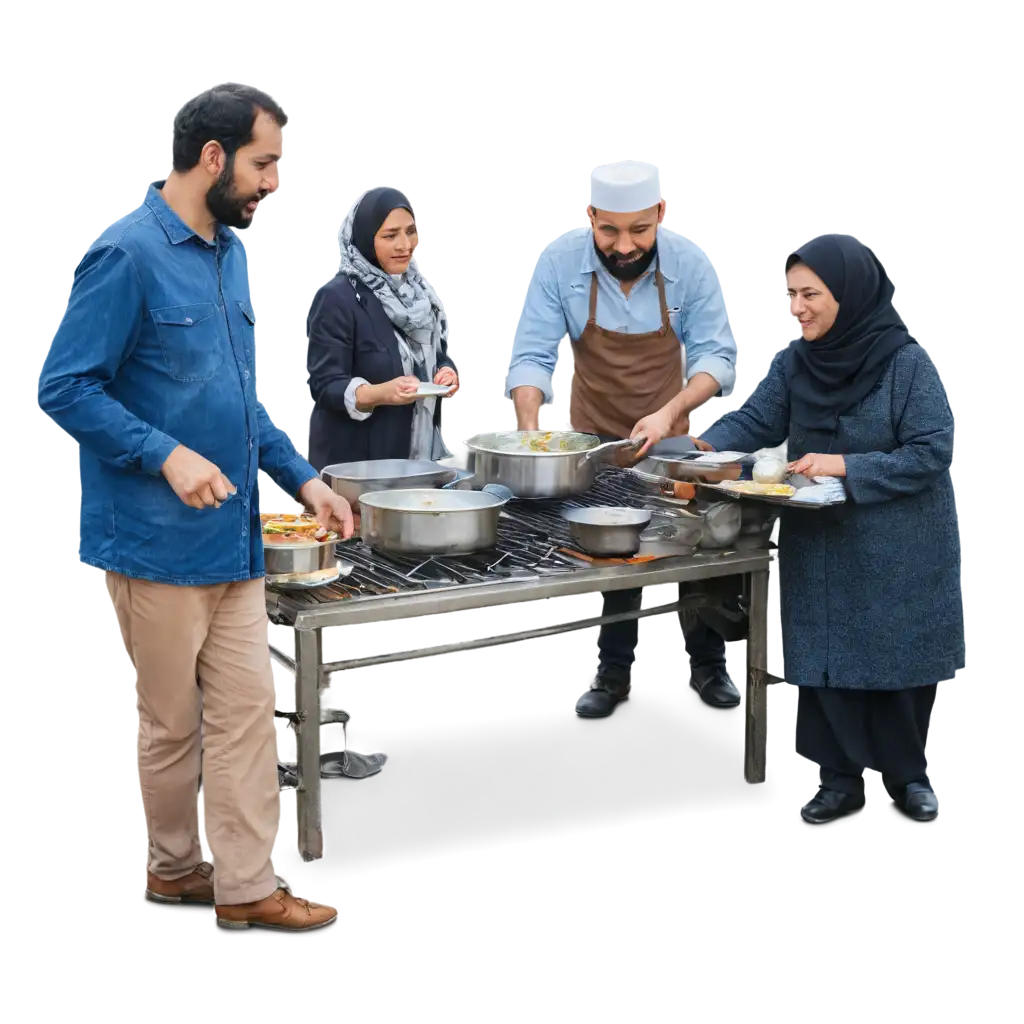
[464,430,644,499]
[261,513,344,586]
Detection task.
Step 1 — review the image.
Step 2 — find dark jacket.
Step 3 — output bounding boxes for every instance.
[702,345,964,691]
[306,273,456,471]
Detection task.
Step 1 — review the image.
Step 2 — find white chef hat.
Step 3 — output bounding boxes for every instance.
[590,160,661,213]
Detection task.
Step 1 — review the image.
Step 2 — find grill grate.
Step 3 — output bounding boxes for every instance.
[277,468,680,606]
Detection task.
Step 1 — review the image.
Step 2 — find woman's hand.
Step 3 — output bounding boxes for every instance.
[690,436,715,452]
[788,453,846,478]
[356,376,420,410]
[434,367,459,396]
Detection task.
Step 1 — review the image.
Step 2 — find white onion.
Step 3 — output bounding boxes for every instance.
[752,456,787,484]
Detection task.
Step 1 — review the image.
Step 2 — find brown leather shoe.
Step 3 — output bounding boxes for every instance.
[145,862,215,905]
[215,888,337,932]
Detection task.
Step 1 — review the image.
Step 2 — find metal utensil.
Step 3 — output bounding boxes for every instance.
[562,506,653,557]
[321,459,459,507]
[464,431,645,498]
[358,484,513,555]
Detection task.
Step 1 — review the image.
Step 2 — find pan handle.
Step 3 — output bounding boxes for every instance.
[440,468,476,489]
[581,436,647,466]
[482,483,514,503]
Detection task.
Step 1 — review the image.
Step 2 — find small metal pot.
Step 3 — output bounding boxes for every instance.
[321,459,459,507]
[263,537,338,575]
[465,431,644,499]
[359,485,512,555]
[562,507,652,557]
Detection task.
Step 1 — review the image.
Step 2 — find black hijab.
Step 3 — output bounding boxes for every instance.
[784,234,916,431]
[351,187,414,269]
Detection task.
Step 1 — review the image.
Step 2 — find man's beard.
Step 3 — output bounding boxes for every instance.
[206,157,263,230]
[595,239,657,281]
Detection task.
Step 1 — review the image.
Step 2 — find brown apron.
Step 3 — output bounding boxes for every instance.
[569,261,685,440]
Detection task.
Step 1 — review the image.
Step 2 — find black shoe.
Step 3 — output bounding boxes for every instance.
[575,678,631,718]
[800,787,866,824]
[689,666,740,708]
[889,781,939,822]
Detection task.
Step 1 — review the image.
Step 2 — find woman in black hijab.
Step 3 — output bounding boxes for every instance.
[699,234,964,824]
[306,187,459,471]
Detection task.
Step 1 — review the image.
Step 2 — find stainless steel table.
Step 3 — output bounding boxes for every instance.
[266,547,777,861]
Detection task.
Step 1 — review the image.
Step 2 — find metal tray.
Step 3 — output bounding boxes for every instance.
[696,477,846,509]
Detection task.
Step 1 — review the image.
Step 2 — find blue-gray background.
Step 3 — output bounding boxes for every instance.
[2,6,1024,1015]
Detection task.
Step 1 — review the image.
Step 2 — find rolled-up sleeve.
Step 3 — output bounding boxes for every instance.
[504,250,567,403]
[684,260,737,397]
[38,243,180,475]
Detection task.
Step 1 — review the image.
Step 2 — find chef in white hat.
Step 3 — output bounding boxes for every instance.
[505,159,741,718]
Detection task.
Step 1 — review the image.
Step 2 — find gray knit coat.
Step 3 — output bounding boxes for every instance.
[702,345,964,690]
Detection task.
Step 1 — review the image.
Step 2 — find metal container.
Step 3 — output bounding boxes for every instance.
[321,459,459,507]
[562,507,652,557]
[358,485,512,555]
[464,431,644,498]
[639,454,744,484]
[263,537,338,576]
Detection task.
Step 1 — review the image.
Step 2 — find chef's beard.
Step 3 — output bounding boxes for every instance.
[595,239,657,281]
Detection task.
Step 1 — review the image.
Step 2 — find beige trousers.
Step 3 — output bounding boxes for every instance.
[106,574,280,905]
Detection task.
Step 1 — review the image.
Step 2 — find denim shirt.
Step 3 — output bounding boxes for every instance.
[505,226,737,403]
[38,183,317,585]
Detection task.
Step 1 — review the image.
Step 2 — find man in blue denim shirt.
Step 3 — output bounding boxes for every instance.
[38,85,349,932]
[506,161,742,718]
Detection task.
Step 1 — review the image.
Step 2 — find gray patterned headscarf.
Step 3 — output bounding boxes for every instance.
[338,190,450,459]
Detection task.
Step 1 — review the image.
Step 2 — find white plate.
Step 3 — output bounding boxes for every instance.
[414,382,454,397]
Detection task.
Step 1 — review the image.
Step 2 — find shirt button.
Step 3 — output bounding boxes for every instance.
[185,317,193,325]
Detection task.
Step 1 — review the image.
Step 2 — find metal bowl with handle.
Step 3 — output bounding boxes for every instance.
[321,459,466,508]
[464,431,645,498]
[562,507,653,557]
[358,484,513,555]
[263,537,339,576]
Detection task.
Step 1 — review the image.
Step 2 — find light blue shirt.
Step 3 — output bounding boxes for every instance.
[505,226,737,403]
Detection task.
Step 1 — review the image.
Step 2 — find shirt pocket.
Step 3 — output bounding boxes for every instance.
[150,302,225,382]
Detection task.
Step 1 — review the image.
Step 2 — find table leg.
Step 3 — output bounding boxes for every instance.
[745,569,769,783]
[294,627,324,861]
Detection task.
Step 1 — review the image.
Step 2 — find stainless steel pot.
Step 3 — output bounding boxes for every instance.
[562,507,653,557]
[321,459,460,507]
[359,484,513,555]
[263,537,338,575]
[464,431,644,498]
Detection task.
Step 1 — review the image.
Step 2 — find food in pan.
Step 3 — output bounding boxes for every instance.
[718,481,796,498]
[261,513,336,544]
[473,430,596,455]
[752,456,788,485]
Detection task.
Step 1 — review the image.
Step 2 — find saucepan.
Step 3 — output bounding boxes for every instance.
[562,507,653,557]
[464,431,646,499]
[359,484,514,555]
[321,459,474,508]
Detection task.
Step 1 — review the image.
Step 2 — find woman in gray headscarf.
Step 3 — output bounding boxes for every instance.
[306,187,459,471]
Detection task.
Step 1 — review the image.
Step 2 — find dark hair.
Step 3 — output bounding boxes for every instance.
[172,83,287,172]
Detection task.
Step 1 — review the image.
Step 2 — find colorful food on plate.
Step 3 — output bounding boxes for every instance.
[261,513,336,544]
[719,481,796,498]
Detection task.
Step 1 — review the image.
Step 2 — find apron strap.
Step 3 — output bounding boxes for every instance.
[587,272,599,325]
[655,265,671,334]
